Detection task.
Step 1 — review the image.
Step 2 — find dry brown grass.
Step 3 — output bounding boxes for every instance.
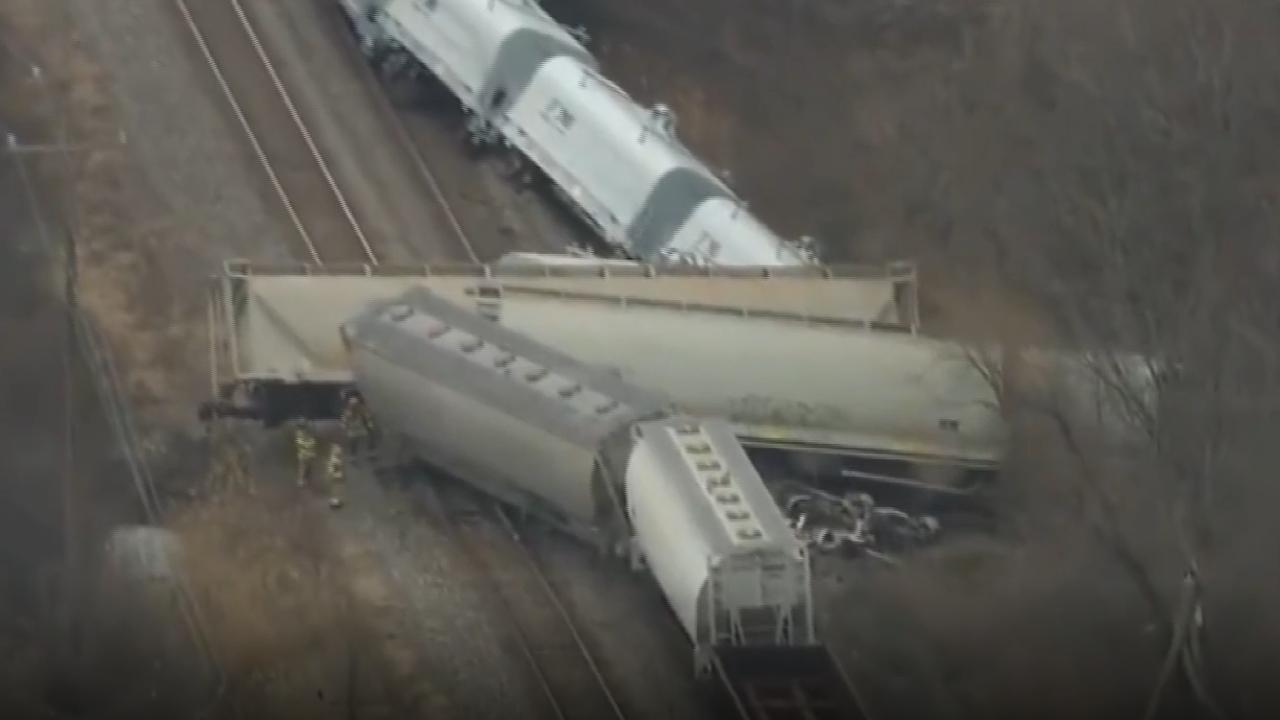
[9,0,212,432]
[171,486,346,673]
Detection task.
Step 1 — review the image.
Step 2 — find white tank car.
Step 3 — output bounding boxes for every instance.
[481,293,1009,470]
[341,288,815,665]
[341,1,813,266]
[491,251,644,270]
[342,0,593,128]
[625,417,814,671]
[500,54,807,265]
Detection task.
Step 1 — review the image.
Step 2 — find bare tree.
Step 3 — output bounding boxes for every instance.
[932,1,1280,716]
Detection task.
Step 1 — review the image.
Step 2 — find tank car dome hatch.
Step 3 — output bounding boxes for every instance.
[386,303,414,322]
[480,288,1008,471]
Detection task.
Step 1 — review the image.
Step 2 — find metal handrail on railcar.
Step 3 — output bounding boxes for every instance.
[221,257,920,331]
[477,284,916,334]
[220,257,917,281]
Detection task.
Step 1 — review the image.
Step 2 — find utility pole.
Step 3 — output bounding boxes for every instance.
[63,189,81,664]
[58,0,80,668]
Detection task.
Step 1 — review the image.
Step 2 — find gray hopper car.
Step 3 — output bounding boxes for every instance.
[340,286,667,547]
[340,288,817,667]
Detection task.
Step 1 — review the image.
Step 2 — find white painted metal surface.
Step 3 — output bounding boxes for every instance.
[501,55,730,254]
[625,418,812,657]
[209,264,952,462]
[210,260,915,379]
[495,296,1006,467]
[341,0,813,266]
[343,288,815,659]
[374,0,591,114]
[667,196,808,266]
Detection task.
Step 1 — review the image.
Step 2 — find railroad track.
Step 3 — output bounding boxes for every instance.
[421,481,628,720]
[174,0,372,265]
[323,4,481,263]
[176,0,480,266]
[179,3,619,713]
[175,0,408,266]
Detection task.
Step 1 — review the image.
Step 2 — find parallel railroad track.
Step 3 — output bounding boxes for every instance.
[327,0,553,264]
[336,29,480,264]
[421,481,629,720]
[175,0,379,266]
[181,2,623,714]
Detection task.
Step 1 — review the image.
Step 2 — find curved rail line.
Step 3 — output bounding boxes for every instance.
[423,482,628,720]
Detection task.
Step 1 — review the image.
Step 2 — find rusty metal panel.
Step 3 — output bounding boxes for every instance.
[205,260,983,464]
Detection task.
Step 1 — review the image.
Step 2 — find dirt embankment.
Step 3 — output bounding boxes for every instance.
[1,3,404,717]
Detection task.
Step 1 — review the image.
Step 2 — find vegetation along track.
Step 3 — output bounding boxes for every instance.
[178,0,617,711]
[420,481,629,720]
[176,0,388,266]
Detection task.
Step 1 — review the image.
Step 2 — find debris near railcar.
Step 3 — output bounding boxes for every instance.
[779,483,941,563]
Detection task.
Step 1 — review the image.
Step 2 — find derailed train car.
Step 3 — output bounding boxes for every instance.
[487,292,1008,473]
[338,0,815,265]
[202,260,919,421]
[338,0,594,119]
[341,285,668,544]
[209,259,1156,493]
[340,287,820,672]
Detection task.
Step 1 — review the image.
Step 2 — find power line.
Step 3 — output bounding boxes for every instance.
[5,9,228,703]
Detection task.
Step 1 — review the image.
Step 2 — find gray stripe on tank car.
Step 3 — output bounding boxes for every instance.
[627,167,732,259]
[476,29,596,116]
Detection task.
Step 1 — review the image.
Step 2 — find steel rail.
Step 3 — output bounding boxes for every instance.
[423,483,627,720]
[226,0,378,265]
[373,85,479,263]
[332,12,478,264]
[173,0,323,266]
[493,505,628,720]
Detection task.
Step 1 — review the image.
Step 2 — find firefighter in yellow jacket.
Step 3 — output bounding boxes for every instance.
[325,443,345,509]
[341,393,372,461]
[293,422,318,488]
